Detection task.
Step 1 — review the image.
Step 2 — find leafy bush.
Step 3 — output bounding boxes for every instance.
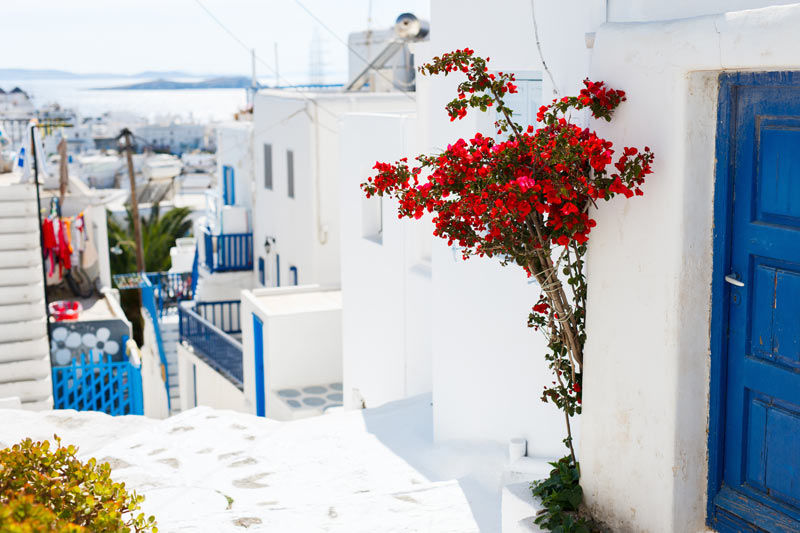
[0,436,157,532]
[532,457,596,533]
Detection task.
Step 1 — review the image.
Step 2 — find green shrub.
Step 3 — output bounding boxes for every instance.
[0,435,157,532]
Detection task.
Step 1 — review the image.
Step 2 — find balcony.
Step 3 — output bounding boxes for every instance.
[178,300,243,388]
[200,225,253,273]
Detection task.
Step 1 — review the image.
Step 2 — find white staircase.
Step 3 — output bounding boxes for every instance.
[0,183,53,410]
[160,313,182,415]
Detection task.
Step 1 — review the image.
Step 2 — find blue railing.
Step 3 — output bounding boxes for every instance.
[179,300,243,388]
[201,226,253,273]
[145,271,193,317]
[52,352,143,416]
[141,277,172,412]
[113,271,194,317]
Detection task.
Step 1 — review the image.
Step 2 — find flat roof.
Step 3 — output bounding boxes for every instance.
[251,287,341,316]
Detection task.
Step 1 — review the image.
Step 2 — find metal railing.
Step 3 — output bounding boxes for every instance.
[52,352,143,416]
[145,271,193,317]
[178,300,243,388]
[201,225,253,273]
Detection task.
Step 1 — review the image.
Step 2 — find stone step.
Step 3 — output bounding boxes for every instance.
[0,231,41,251]
[0,337,49,364]
[0,282,44,306]
[0,184,36,202]
[0,354,51,384]
[0,317,47,344]
[0,376,52,403]
[21,397,54,411]
[0,202,37,219]
[0,266,41,287]
[0,217,38,234]
[0,248,41,268]
[0,301,44,324]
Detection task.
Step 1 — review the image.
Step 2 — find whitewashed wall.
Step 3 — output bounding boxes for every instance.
[408,0,608,454]
[339,113,433,410]
[580,5,800,532]
[176,343,247,413]
[241,286,342,419]
[140,315,169,419]
[251,92,414,290]
[216,121,254,212]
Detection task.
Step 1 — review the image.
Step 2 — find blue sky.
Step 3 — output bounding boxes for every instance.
[2,0,430,82]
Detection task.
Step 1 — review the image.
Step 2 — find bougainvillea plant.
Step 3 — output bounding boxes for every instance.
[361,49,653,466]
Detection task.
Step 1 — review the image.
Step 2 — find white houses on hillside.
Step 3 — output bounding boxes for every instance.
[150,3,800,531]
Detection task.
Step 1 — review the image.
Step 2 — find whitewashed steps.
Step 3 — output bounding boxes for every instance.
[0,337,49,363]
[0,317,47,344]
[0,355,51,384]
[0,217,38,234]
[0,267,41,286]
[0,182,52,411]
[0,301,44,323]
[0,282,44,306]
[0,376,52,403]
[0,232,40,251]
[0,249,41,268]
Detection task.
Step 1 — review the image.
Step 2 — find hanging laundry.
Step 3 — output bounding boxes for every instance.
[42,218,57,277]
[57,218,72,275]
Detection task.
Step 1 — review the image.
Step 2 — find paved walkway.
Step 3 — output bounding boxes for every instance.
[0,395,509,532]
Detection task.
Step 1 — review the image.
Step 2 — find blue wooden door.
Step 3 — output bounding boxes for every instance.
[710,72,800,531]
[252,313,265,417]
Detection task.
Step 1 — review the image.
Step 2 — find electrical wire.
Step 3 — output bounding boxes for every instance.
[293,0,416,101]
[192,0,340,121]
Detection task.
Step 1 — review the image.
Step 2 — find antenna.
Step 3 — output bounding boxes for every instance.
[309,28,325,85]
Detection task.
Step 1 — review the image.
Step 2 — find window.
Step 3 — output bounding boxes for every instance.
[287,150,295,198]
[258,257,265,286]
[492,71,543,129]
[263,144,273,190]
[222,165,235,205]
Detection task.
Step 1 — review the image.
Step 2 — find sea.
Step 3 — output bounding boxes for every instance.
[0,78,248,122]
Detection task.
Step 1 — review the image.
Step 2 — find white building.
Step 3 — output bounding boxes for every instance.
[134,122,208,154]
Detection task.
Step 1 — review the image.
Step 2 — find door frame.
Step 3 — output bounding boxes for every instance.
[706,70,800,528]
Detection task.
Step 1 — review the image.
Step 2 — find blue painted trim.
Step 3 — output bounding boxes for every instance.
[707,71,736,527]
[252,313,265,417]
[706,70,800,531]
[141,277,171,412]
[289,265,298,285]
[191,247,199,296]
[192,363,197,408]
[276,253,281,287]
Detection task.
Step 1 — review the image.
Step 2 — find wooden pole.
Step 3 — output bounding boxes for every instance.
[121,128,145,272]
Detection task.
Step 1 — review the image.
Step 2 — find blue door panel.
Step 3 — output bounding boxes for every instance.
[710,72,800,531]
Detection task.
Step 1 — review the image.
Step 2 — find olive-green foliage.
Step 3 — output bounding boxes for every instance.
[0,436,157,533]
[107,204,193,275]
[531,457,598,533]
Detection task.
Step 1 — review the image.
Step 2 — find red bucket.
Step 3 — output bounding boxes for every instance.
[49,300,82,321]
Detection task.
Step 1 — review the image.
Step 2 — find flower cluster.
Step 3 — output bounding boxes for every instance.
[362,50,654,438]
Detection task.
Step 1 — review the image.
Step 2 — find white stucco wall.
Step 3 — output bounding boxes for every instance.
[251,91,415,290]
[579,5,800,532]
[409,0,604,452]
[339,113,433,411]
[176,343,247,413]
[241,286,342,419]
[140,314,169,419]
[216,121,254,213]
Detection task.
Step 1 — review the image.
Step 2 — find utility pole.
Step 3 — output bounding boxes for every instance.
[274,43,279,87]
[121,128,145,272]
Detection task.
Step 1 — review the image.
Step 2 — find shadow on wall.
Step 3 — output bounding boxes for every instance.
[361,394,506,532]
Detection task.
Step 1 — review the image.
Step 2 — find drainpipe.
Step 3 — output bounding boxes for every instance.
[311,100,328,245]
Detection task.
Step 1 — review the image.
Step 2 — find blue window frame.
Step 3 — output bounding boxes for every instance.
[222,165,235,205]
[258,257,265,286]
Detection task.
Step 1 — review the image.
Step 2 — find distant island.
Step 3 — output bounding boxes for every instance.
[97,76,258,91]
[0,68,208,80]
